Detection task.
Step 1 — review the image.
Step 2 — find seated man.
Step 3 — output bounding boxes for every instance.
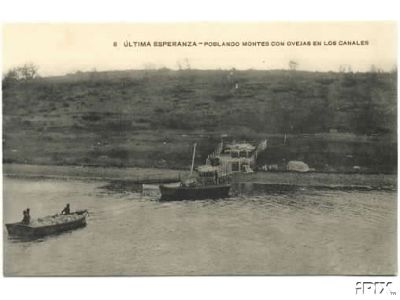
[61,203,70,215]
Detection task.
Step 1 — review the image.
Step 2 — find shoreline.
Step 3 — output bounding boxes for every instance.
[3,163,397,191]
[3,163,186,184]
[234,172,396,191]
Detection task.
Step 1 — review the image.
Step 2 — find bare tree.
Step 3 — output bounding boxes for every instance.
[19,63,39,80]
[3,68,18,80]
[2,68,19,88]
[346,65,353,73]
[289,60,298,71]
[2,63,39,87]
[183,58,191,70]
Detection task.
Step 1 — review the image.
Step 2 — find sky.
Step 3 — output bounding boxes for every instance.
[2,22,397,76]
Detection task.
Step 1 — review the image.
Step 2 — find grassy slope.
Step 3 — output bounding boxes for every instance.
[2,69,397,173]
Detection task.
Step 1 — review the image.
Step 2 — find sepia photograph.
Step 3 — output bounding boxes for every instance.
[2,22,397,276]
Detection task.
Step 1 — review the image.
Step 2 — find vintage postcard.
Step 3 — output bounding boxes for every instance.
[2,22,397,276]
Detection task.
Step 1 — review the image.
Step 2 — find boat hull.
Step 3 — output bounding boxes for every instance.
[159,184,230,201]
[5,211,88,238]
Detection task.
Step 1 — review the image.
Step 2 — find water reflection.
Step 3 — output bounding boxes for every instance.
[8,225,88,243]
[99,180,143,194]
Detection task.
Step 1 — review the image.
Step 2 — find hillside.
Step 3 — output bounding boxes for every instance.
[2,69,397,173]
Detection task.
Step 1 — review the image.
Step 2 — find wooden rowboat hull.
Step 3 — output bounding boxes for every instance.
[5,211,88,238]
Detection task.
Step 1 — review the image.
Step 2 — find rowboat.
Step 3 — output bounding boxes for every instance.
[5,210,88,238]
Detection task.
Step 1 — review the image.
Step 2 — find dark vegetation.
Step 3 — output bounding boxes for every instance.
[2,68,397,173]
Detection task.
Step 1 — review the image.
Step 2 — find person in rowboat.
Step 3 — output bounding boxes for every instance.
[61,203,70,215]
[22,208,30,224]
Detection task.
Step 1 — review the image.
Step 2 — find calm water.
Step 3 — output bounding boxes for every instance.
[3,177,397,276]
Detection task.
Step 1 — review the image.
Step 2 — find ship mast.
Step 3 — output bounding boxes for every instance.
[190,143,197,176]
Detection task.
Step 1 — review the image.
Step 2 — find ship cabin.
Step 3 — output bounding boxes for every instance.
[224,142,256,159]
[196,165,230,185]
[207,142,257,173]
